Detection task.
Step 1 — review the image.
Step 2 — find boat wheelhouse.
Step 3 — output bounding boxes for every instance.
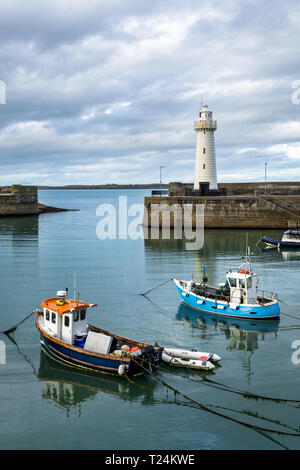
[261,229,300,248]
[173,251,280,320]
[36,290,161,377]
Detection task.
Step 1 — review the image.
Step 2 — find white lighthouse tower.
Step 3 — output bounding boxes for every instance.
[193,104,218,191]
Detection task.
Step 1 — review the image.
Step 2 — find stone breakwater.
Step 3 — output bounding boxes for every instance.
[142,194,300,229]
[0,185,39,215]
[0,185,73,216]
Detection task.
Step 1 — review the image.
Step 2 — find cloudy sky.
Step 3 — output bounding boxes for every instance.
[0,0,300,186]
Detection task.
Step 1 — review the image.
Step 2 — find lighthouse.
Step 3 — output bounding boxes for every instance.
[193,104,218,191]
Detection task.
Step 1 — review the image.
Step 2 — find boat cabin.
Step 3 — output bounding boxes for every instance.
[225,268,258,305]
[40,291,97,346]
[281,229,300,242]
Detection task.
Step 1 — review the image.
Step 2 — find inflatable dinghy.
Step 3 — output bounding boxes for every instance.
[161,351,215,370]
[163,347,221,363]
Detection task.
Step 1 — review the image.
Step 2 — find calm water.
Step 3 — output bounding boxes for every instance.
[0,189,299,450]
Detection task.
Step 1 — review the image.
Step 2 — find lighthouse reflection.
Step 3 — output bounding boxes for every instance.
[38,349,157,416]
[176,303,279,353]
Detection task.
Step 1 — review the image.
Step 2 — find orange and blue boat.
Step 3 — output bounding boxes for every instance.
[36,290,161,377]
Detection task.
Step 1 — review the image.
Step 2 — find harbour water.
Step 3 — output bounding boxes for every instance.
[0,189,299,450]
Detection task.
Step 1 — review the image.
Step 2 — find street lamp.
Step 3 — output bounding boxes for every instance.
[160,165,166,196]
[264,162,268,195]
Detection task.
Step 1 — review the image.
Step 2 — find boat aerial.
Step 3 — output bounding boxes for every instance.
[36,290,161,377]
[173,248,280,320]
[261,229,300,248]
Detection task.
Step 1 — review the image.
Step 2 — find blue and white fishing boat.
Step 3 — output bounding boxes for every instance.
[36,290,161,377]
[173,250,280,320]
[261,229,300,248]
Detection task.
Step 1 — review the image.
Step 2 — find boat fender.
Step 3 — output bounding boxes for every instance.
[118,364,128,376]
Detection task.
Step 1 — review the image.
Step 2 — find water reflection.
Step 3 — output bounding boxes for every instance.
[176,303,279,352]
[0,215,39,238]
[38,349,157,416]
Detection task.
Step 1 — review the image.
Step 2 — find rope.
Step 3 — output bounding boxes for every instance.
[277,298,300,316]
[140,278,172,296]
[131,357,300,437]
[3,309,40,335]
[259,302,300,322]
[199,377,300,405]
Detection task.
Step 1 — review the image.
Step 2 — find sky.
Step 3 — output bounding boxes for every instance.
[0,0,300,186]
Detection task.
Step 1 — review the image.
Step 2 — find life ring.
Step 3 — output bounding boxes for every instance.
[238,269,250,274]
[56,299,70,306]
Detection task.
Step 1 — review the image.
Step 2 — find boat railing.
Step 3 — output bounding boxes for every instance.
[258,289,277,299]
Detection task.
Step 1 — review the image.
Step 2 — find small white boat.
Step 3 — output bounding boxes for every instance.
[262,229,300,248]
[161,351,215,370]
[160,347,221,371]
[163,347,221,363]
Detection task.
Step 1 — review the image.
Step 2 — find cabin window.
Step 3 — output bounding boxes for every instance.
[80,309,86,321]
[45,310,50,321]
[51,312,56,324]
[64,316,70,327]
[247,277,252,289]
[228,277,237,287]
[239,279,245,289]
[73,310,79,322]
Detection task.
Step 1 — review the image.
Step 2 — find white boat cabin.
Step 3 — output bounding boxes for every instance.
[281,229,300,242]
[225,268,258,305]
[40,291,97,345]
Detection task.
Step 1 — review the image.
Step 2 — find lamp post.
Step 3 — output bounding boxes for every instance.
[264,162,268,195]
[160,165,165,196]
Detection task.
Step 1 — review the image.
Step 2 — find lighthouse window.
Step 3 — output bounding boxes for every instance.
[203,148,206,154]
[203,164,206,170]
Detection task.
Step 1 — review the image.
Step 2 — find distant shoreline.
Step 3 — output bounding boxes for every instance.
[38,184,169,190]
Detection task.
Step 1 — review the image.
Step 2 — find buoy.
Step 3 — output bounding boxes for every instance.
[130,347,140,352]
[118,364,126,375]
[121,345,130,351]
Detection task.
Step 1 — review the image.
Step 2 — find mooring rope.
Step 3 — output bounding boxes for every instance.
[3,309,40,335]
[140,278,172,296]
[259,301,300,322]
[199,377,300,405]
[162,365,300,406]
[131,357,300,437]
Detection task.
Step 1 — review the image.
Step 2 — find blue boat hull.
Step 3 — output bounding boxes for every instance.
[262,236,300,248]
[39,330,160,377]
[174,281,280,320]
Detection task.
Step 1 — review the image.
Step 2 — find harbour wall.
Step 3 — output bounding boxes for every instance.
[142,194,300,229]
[0,185,39,216]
